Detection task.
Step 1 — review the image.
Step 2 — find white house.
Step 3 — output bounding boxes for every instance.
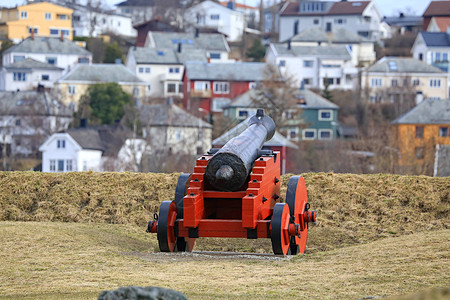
[265,43,356,90]
[116,0,156,25]
[184,0,246,42]
[411,31,450,72]
[220,1,259,28]
[0,58,64,91]
[279,0,383,43]
[2,36,92,74]
[126,46,207,98]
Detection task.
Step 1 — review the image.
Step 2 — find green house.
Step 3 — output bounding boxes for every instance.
[223,88,339,141]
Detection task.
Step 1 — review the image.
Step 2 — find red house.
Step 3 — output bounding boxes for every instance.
[182,62,270,115]
[422,1,450,30]
[133,19,176,47]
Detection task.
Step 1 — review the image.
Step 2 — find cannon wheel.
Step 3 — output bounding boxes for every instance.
[285,176,309,254]
[157,201,177,252]
[271,203,291,255]
[173,173,195,252]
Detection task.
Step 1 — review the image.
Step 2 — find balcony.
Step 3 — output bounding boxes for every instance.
[190,90,211,98]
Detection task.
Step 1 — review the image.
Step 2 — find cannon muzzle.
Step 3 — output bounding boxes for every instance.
[205,109,276,191]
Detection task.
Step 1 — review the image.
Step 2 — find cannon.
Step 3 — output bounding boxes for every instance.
[147,109,316,255]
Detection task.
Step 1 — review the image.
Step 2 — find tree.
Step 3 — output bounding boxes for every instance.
[321,77,333,102]
[75,83,132,125]
[246,39,266,62]
[103,42,122,63]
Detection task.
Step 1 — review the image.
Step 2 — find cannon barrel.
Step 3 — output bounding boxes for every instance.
[205,109,276,191]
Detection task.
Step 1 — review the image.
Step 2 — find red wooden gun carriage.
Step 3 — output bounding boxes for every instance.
[147,109,316,255]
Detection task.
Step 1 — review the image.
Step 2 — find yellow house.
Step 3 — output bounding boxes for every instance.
[392,98,450,175]
[55,64,149,108]
[0,2,73,42]
[362,57,448,103]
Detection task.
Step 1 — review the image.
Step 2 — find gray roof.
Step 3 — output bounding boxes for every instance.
[131,47,207,64]
[116,0,155,7]
[3,37,92,56]
[149,32,229,53]
[212,116,298,149]
[185,62,273,81]
[227,88,338,110]
[4,58,63,71]
[383,15,423,27]
[0,90,72,117]
[289,27,364,44]
[58,64,146,83]
[67,128,105,151]
[139,104,212,128]
[271,44,352,59]
[367,57,445,73]
[420,31,450,47]
[392,98,450,124]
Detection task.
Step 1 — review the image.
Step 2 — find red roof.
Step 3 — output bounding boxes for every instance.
[423,1,450,17]
[219,1,257,10]
[430,16,450,31]
[327,1,370,15]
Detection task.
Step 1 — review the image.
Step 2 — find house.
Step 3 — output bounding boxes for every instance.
[126,46,207,98]
[279,0,383,43]
[116,0,156,25]
[222,88,339,142]
[184,0,246,42]
[382,13,423,36]
[133,19,176,47]
[55,63,149,108]
[263,2,284,35]
[361,57,449,104]
[144,31,231,62]
[289,27,376,67]
[1,36,92,74]
[265,43,356,90]
[422,1,450,31]
[39,124,127,172]
[212,115,298,174]
[0,89,72,158]
[0,58,64,91]
[426,17,450,32]
[219,1,259,29]
[0,2,73,42]
[392,98,450,175]
[182,62,271,114]
[138,103,212,158]
[411,31,450,72]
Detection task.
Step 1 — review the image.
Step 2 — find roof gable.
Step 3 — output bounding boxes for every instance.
[148,32,229,53]
[271,43,352,60]
[393,99,450,124]
[58,64,146,83]
[327,1,370,15]
[4,58,63,71]
[423,1,450,17]
[39,133,81,152]
[185,62,273,81]
[138,104,212,128]
[131,47,207,64]
[420,31,450,47]
[367,57,445,73]
[4,37,92,56]
[290,27,363,44]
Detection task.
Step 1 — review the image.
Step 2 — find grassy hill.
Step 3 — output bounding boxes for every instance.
[0,171,448,299]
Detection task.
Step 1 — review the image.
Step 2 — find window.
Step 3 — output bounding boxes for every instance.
[415,147,424,159]
[412,79,420,86]
[358,31,369,37]
[249,82,257,89]
[319,129,333,140]
[45,12,51,20]
[138,67,144,73]
[21,11,27,19]
[83,161,87,171]
[324,78,334,85]
[335,18,346,24]
[13,72,27,81]
[279,60,286,67]
[319,109,333,121]
[391,79,398,87]
[303,60,313,67]
[145,67,150,73]
[194,81,210,91]
[57,139,66,148]
[313,19,319,25]
[435,52,441,62]
[46,57,57,65]
[15,119,21,126]
[210,53,221,59]
[13,56,25,62]
[238,109,248,119]
[58,160,64,172]
[59,14,67,20]
[322,64,340,68]
[303,129,316,140]
[78,57,89,64]
[50,29,59,35]
[303,78,312,85]
[167,83,176,93]
[290,129,297,139]
[178,83,183,93]
[68,85,76,95]
[443,53,448,62]
[133,87,140,96]
[429,79,441,87]
[50,160,56,172]
[213,82,229,94]
[439,127,449,137]
[61,29,70,36]
[169,67,180,73]
[370,78,382,87]
[212,98,231,112]
[28,27,38,34]
[415,126,424,139]
[66,160,73,171]
[210,14,220,20]
[41,74,50,81]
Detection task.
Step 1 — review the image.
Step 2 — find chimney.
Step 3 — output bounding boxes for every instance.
[195,28,199,38]
[37,84,44,93]
[227,0,235,10]
[415,91,424,105]
[60,30,64,41]
[31,28,34,40]
[287,40,291,50]
[178,42,182,53]
[115,58,122,64]
[80,118,88,128]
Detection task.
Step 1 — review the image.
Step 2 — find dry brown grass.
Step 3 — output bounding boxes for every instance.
[0,172,448,253]
[0,222,448,300]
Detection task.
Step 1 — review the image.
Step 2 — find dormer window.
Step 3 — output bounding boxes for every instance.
[57,139,66,148]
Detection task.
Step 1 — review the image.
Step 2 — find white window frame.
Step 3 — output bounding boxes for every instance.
[212,98,231,112]
[249,82,257,89]
[68,85,76,95]
[318,109,333,121]
[166,83,177,94]
[194,81,210,91]
[370,78,383,87]
[302,129,316,140]
[237,108,250,120]
[213,82,229,94]
[45,12,52,20]
[429,79,441,88]
[303,60,314,67]
[21,11,27,19]
[318,129,333,140]
[49,160,56,172]
[66,160,73,171]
